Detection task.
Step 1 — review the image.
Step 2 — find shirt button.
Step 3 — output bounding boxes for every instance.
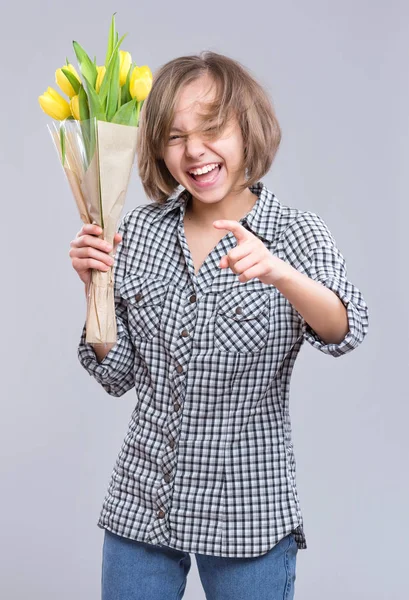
[181,329,189,337]
[174,402,181,412]
[235,306,243,314]
[164,473,171,483]
[189,294,197,303]
[157,509,166,518]
[169,438,175,449]
[135,293,143,302]
[176,364,183,373]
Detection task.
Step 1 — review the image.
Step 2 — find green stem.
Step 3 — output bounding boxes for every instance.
[59,122,66,166]
[135,101,142,126]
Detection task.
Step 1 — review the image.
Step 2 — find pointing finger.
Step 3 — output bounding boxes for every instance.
[213,219,250,243]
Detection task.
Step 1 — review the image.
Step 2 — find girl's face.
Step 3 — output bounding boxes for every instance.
[162,74,247,206]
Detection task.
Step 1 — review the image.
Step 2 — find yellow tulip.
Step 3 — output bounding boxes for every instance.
[70,95,80,120]
[119,51,132,87]
[55,63,81,98]
[38,87,71,120]
[129,65,153,102]
[96,66,106,93]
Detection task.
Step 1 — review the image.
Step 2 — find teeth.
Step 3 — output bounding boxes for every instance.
[189,163,219,176]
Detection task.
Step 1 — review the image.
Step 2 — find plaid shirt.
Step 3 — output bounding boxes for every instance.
[78,181,369,557]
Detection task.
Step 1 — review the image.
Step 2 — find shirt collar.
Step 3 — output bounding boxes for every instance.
[151,180,281,243]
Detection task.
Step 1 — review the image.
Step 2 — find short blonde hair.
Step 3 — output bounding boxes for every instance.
[136,51,282,204]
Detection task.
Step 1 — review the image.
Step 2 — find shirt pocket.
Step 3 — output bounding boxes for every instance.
[214,289,271,354]
[119,273,167,340]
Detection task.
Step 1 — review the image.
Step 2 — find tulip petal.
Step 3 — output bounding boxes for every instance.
[119,51,132,87]
[69,95,80,120]
[47,87,68,104]
[39,89,71,120]
[129,66,153,102]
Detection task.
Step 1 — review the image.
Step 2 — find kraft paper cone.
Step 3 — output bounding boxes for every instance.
[49,118,138,344]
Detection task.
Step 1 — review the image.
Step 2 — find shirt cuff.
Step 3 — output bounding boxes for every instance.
[302,276,366,357]
[77,322,127,385]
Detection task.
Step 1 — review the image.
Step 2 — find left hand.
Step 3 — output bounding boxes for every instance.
[213,220,288,285]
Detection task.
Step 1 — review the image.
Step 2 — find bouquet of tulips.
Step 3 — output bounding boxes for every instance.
[39,13,152,344]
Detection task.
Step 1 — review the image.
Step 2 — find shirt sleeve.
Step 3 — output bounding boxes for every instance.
[297,213,369,357]
[77,212,136,397]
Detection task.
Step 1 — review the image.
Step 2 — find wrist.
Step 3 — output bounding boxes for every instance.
[266,258,295,288]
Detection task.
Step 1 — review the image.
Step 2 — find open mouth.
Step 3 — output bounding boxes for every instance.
[187,163,222,183]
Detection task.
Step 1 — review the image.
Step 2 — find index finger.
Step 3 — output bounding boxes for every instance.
[78,224,102,237]
[212,219,249,243]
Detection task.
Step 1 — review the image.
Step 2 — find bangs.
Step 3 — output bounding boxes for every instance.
[159,75,239,155]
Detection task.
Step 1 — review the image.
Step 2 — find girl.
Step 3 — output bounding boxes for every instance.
[70,51,369,600]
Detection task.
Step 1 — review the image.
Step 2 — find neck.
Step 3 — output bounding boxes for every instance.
[185,187,258,227]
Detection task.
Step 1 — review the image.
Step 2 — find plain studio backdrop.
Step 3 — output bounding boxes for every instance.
[1,1,408,598]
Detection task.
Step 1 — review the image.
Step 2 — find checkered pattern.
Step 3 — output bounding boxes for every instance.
[78,181,369,557]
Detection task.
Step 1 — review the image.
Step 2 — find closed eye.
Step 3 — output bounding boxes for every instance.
[168,127,218,142]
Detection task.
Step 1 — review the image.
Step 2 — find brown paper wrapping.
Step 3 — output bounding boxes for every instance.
[50,119,137,343]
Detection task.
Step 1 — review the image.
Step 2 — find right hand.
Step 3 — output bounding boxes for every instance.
[69,224,123,288]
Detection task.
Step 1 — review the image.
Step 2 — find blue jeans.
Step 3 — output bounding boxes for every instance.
[101,529,297,599]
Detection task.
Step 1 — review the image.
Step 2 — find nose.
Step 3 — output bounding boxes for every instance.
[184,134,206,159]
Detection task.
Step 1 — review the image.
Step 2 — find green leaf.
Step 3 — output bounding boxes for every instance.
[83,78,107,121]
[60,123,66,166]
[120,63,133,105]
[105,13,117,68]
[78,84,90,120]
[73,40,98,89]
[106,49,120,121]
[98,33,127,105]
[112,98,138,126]
[80,79,106,169]
[120,83,129,106]
[75,86,91,167]
[61,67,80,95]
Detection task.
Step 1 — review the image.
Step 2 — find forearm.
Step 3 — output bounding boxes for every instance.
[273,261,349,344]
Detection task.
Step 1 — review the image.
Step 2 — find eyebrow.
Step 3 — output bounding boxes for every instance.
[170,127,185,132]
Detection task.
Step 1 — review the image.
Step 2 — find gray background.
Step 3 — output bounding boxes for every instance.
[2,0,408,598]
